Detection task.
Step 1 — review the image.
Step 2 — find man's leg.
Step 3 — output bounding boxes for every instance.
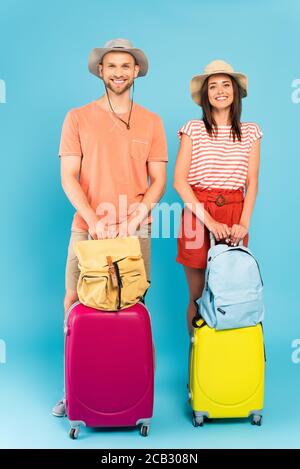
[64,289,79,317]
[52,231,88,417]
[137,222,151,284]
[137,223,156,369]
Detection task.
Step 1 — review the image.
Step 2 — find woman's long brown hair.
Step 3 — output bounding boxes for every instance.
[200,74,242,142]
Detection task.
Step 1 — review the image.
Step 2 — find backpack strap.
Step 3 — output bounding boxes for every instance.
[191,299,207,329]
[140,280,151,305]
[107,256,123,309]
[113,261,123,310]
[107,256,118,288]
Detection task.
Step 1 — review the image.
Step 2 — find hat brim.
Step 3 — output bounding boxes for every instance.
[190,71,248,106]
[88,47,148,78]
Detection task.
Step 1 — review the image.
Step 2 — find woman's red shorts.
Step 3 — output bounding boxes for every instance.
[176,186,249,269]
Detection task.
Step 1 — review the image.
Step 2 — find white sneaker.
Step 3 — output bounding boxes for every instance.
[52,398,66,417]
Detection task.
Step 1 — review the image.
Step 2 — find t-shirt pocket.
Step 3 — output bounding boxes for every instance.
[130,139,149,161]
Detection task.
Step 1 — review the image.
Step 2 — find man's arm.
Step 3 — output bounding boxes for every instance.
[60,156,99,238]
[126,161,167,232]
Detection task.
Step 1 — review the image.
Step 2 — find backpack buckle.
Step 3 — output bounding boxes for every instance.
[215,194,225,206]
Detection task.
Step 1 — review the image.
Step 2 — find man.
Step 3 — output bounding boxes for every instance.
[52,38,168,417]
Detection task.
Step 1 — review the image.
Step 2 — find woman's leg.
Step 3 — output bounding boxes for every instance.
[183,266,206,335]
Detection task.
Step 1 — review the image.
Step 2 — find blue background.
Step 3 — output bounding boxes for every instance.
[1,0,300,448]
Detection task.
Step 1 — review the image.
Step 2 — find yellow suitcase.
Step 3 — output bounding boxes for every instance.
[189,320,265,426]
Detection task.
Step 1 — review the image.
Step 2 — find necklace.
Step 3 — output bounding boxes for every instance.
[105,81,134,130]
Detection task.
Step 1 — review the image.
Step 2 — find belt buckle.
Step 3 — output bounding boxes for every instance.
[215,194,225,207]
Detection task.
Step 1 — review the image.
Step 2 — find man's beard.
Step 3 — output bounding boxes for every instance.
[104,78,134,96]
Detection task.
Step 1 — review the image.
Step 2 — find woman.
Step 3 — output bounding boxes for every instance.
[174,60,262,334]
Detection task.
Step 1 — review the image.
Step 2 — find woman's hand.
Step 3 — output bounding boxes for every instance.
[206,219,231,243]
[230,224,248,246]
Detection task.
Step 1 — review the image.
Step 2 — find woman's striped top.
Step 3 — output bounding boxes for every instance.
[178,120,263,190]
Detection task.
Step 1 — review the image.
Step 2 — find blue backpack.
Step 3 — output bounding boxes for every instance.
[195,238,264,330]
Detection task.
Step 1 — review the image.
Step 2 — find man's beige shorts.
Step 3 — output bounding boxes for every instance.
[65,223,151,292]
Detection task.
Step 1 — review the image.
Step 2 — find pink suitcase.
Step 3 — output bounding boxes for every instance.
[64,301,154,439]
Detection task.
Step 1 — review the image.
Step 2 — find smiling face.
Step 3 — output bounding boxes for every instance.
[98,51,140,95]
[207,74,234,110]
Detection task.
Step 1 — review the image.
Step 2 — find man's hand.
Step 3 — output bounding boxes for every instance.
[116,217,141,238]
[87,213,99,240]
[95,220,119,239]
[87,214,118,240]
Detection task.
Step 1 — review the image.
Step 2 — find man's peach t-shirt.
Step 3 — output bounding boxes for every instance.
[59,101,168,231]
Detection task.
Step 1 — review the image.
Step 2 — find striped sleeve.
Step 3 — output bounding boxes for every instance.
[249,123,263,143]
[177,120,194,141]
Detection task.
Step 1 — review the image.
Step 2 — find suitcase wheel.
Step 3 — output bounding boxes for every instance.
[251,414,263,426]
[69,427,80,439]
[140,424,150,437]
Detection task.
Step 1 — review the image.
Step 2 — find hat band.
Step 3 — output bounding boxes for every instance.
[205,69,234,74]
